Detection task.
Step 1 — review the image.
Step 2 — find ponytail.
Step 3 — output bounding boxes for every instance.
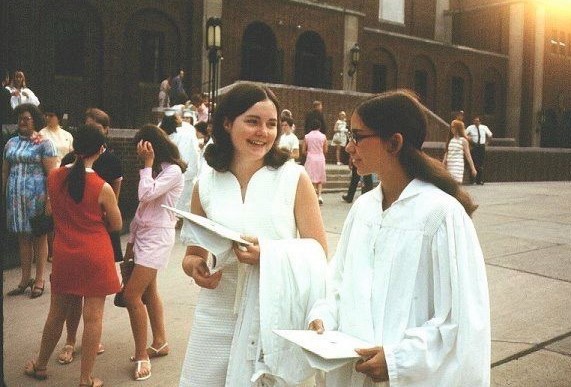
[66,154,86,203]
[400,144,478,216]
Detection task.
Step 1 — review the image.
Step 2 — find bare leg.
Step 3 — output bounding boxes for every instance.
[33,234,48,286]
[142,277,167,350]
[316,182,323,197]
[17,234,33,286]
[64,297,83,347]
[336,145,341,163]
[124,265,157,379]
[79,296,106,386]
[35,294,79,368]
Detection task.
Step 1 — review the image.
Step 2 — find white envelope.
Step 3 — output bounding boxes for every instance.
[273,330,374,372]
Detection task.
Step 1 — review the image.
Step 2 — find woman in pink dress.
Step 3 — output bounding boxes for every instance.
[302,119,328,204]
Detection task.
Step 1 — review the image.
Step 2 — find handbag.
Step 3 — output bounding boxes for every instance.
[114,259,134,308]
[29,213,54,237]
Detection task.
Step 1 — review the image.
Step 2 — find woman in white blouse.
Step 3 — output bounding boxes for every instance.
[7,70,40,109]
[308,90,490,386]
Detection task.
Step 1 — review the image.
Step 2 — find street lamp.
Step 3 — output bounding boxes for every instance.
[206,17,222,122]
[348,43,361,77]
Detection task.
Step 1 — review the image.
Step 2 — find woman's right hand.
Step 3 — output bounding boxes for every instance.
[183,255,222,289]
[308,319,325,334]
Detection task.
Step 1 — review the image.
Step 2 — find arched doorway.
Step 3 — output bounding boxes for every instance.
[294,31,328,88]
[241,22,279,82]
[124,9,181,127]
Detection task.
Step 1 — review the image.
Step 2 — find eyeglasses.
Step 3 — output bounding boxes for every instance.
[347,130,377,144]
[18,116,33,122]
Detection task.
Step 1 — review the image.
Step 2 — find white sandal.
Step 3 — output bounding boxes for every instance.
[134,359,151,381]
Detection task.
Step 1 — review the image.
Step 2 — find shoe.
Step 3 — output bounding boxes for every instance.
[47,256,53,262]
[30,280,45,299]
[336,161,342,165]
[133,359,151,381]
[79,377,103,386]
[7,279,33,296]
[24,359,48,380]
[130,342,169,361]
[57,344,75,364]
[477,181,484,185]
[97,343,105,355]
[318,196,324,205]
[342,195,352,203]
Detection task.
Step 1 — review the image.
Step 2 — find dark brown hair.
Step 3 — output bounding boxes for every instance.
[66,124,106,203]
[85,108,110,128]
[14,103,44,130]
[134,124,187,174]
[355,89,478,216]
[204,83,288,172]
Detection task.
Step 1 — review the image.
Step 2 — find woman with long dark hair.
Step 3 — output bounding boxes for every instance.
[179,83,328,386]
[24,124,122,387]
[124,124,185,381]
[308,90,490,386]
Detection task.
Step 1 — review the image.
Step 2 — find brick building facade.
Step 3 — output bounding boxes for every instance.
[2,0,570,146]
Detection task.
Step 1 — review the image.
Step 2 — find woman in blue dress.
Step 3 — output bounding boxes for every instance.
[2,103,58,298]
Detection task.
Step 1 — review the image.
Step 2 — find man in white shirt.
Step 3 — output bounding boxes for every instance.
[465,116,493,185]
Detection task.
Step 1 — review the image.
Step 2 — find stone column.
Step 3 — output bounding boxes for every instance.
[343,14,359,91]
[434,0,452,43]
[531,5,545,147]
[202,0,223,92]
[506,2,525,143]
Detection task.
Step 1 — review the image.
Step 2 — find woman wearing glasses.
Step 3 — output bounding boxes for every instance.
[3,103,57,299]
[308,90,490,386]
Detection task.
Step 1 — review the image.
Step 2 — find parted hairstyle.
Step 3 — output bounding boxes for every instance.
[14,103,45,130]
[65,124,106,203]
[204,83,289,172]
[134,124,187,174]
[355,89,478,216]
[85,108,110,128]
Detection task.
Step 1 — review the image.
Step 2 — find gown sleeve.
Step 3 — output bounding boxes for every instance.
[383,205,490,385]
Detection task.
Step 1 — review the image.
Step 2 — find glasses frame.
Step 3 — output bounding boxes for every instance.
[347,130,377,144]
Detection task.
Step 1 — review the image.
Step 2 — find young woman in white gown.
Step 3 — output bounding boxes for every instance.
[308,90,490,386]
[179,83,327,386]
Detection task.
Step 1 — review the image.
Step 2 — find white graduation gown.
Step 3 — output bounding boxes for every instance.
[308,179,490,386]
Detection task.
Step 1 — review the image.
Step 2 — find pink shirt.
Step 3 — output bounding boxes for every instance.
[128,163,184,243]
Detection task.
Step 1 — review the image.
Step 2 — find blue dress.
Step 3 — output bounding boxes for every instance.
[3,135,57,233]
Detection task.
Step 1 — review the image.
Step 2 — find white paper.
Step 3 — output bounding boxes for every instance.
[273,330,374,372]
[162,205,252,245]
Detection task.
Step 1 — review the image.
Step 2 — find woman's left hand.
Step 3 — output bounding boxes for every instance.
[354,347,389,383]
[232,235,260,265]
[137,140,154,168]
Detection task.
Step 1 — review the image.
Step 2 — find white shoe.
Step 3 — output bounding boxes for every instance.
[336,162,342,165]
[318,196,324,205]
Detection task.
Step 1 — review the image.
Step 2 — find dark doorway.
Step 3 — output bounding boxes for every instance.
[241,22,279,82]
[294,31,327,88]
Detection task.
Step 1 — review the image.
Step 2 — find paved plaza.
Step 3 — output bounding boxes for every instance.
[3,181,571,386]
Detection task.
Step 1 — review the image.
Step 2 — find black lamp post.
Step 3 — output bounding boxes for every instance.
[348,43,361,77]
[206,17,222,122]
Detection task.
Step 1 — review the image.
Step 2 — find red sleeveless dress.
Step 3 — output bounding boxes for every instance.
[48,168,121,297]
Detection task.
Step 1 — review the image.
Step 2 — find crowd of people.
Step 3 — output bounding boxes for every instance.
[3,70,492,386]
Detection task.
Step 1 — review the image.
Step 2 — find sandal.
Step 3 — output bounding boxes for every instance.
[129,342,169,361]
[133,359,151,381]
[24,359,48,380]
[79,376,103,386]
[7,279,33,296]
[97,343,105,355]
[58,344,75,364]
[31,280,45,299]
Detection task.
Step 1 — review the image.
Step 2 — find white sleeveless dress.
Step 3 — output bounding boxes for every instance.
[446,137,465,183]
[179,162,306,386]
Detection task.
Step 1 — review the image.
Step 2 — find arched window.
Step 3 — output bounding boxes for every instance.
[295,31,328,88]
[409,55,436,109]
[448,62,472,114]
[371,48,397,93]
[241,22,279,82]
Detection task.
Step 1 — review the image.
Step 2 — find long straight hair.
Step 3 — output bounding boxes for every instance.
[355,90,478,216]
[66,124,106,203]
[446,119,467,152]
[134,124,187,174]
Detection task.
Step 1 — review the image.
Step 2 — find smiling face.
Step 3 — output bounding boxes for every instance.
[346,113,384,176]
[226,99,278,164]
